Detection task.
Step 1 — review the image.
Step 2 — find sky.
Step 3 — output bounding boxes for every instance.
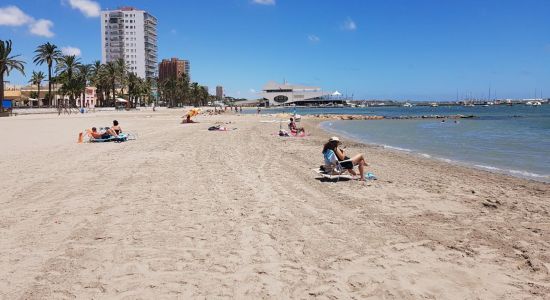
[0,0,549,101]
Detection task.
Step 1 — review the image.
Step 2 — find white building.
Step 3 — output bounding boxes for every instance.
[101,6,158,79]
[261,81,331,106]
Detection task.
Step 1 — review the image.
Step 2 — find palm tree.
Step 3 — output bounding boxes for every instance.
[177,72,190,105]
[90,60,104,106]
[115,58,127,96]
[33,42,61,107]
[127,72,140,107]
[190,82,201,106]
[199,86,209,106]
[0,40,25,112]
[77,64,92,107]
[104,61,118,104]
[28,71,45,107]
[56,55,82,106]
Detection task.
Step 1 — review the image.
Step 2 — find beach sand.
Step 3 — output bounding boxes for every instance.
[1,109,549,299]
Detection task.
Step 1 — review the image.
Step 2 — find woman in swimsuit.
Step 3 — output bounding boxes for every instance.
[111,120,122,135]
[322,136,369,180]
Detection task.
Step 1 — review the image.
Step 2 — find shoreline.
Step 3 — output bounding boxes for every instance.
[313,119,550,183]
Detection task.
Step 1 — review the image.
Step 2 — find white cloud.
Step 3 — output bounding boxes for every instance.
[249,88,257,93]
[252,0,276,5]
[67,0,101,17]
[342,17,357,31]
[308,35,320,43]
[0,5,55,37]
[29,19,54,37]
[0,5,33,26]
[61,46,82,56]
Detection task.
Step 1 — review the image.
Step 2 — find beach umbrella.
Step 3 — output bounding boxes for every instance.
[186,108,201,117]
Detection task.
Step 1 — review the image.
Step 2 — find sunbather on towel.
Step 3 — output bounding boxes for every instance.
[111,120,122,134]
[90,127,118,139]
[322,136,368,180]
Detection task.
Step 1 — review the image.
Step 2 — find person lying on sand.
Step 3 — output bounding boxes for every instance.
[322,136,369,181]
[90,127,118,139]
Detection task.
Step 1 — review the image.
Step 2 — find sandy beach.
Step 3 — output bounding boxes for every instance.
[1,109,549,299]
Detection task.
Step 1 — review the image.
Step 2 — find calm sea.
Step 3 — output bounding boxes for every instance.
[259,105,550,182]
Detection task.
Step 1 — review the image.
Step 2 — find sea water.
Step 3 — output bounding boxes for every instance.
[261,105,550,182]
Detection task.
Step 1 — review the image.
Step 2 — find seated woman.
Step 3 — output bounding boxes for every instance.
[322,136,368,180]
[288,117,305,134]
[90,127,118,139]
[111,120,122,135]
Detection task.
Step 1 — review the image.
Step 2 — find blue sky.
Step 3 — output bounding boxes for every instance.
[1,0,549,100]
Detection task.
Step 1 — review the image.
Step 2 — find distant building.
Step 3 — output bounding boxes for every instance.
[216,86,224,100]
[101,6,158,79]
[158,58,190,82]
[261,81,331,106]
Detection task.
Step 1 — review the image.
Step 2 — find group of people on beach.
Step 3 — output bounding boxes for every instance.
[89,120,122,139]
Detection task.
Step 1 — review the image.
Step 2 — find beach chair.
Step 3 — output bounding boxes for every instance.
[315,150,354,181]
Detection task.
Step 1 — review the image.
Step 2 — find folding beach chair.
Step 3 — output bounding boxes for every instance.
[315,150,355,181]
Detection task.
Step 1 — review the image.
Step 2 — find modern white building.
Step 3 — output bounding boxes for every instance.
[101,6,158,79]
[261,81,331,106]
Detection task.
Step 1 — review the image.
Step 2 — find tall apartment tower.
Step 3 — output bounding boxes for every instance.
[216,86,224,100]
[158,58,190,82]
[101,6,158,79]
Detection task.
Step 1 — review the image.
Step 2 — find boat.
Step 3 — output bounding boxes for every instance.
[526,101,542,106]
[430,103,438,107]
[403,102,413,107]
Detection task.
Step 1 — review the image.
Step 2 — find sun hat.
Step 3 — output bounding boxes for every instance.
[329,136,340,142]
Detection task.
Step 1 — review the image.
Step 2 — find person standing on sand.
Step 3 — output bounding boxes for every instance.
[322,136,369,180]
[257,107,261,114]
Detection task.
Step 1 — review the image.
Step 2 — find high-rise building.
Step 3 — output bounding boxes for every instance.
[216,86,224,100]
[101,6,158,79]
[158,58,190,82]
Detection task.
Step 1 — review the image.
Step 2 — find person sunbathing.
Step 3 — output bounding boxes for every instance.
[322,136,368,180]
[90,127,118,139]
[111,120,122,134]
[289,117,305,134]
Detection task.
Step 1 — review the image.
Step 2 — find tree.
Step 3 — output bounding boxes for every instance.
[28,71,45,107]
[56,55,82,106]
[104,61,117,104]
[199,86,209,106]
[176,72,190,105]
[90,60,105,106]
[127,72,140,107]
[33,42,61,107]
[0,40,25,112]
[77,64,92,107]
[190,82,201,106]
[115,58,127,96]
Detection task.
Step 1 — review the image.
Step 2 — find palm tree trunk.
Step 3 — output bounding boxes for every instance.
[112,79,116,105]
[37,84,41,108]
[0,73,4,112]
[48,64,52,108]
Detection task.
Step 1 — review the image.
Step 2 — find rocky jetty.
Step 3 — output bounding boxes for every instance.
[306,114,476,120]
